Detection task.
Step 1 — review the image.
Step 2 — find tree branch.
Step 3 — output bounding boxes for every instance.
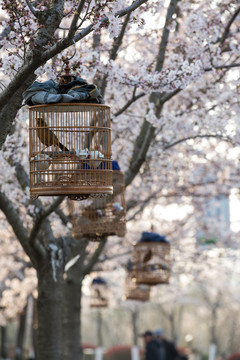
[42,196,65,218]
[13,161,30,189]
[0,192,38,267]
[83,238,107,275]
[204,62,240,72]
[101,12,132,97]
[124,0,179,187]
[163,134,238,150]
[115,0,148,18]
[0,73,37,148]
[155,0,178,72]
[29,196,65,246]
[127,190,159,222]
[43,0,149,59]
[0,26,10,50]
[219,6,240,45]
[114,91,146,117]
[66,0,86,40]
[25,0,37,17]
[55,208,70,226]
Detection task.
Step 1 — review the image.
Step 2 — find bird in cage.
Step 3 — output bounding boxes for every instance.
[36,118,69,152]
[77,148,104,169]
[88,150,104,169]
[143,249,153,263]
[111,202,123,213]
[94,288,107,302]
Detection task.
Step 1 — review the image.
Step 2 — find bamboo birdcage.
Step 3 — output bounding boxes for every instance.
[29,103,112,200]
[70,163,126,240]
[133,233,171,285]
[90,277,108,308]
[124,270,150,302]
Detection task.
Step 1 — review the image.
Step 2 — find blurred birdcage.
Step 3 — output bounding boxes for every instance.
[90,277,108,308]
[132,232,171,285]
[70,161,126,240]
[29,103,112,200]
[124,268,150,302]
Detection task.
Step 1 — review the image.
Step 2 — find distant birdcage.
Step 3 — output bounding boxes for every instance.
[133,232,171,285]
[124,269,150,302]
[29,103,112,200]
[90,277,108,308]
[70,161,126,240]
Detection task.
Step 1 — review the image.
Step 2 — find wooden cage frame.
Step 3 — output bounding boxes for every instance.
[70,170,126,240]
[29,103,112,200]
[124,271,150,302]
[90,279,109,308]
[133,241,170,285]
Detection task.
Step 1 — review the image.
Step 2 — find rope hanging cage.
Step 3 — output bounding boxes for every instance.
[28,61,112,200]
[70,161,126,240]
[90,277,109,308]
[124,262,150,302]
[132,232,171,286]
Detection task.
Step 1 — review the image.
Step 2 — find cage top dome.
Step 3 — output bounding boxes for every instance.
[92,277,107,285]
[138,231,170,244]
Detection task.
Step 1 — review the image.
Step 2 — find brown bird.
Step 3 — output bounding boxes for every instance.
[94,289,106,302]
[143,249,153,263]
[36,118,69,152]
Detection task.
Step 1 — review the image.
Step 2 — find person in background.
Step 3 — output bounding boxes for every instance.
[140,330,165,360]
[154,329,179,360]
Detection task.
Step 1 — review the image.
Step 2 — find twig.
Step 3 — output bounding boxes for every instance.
[83,238,107,275]
[114,92,146,117]
[25,0,37,16]
[163,134,238,150]
[204,62,240,72]
[219,6,240,45]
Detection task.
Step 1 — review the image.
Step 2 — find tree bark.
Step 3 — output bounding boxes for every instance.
[210,306,218,345]
[131,310,139,346]
[15,305,27,360]
[0,326,8,359]
[32,299,38,359]
[63,269,83,360]
[37,262,64,360]
[96,310,103,347]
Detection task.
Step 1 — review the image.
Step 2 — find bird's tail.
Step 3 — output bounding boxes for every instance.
[59,142,69,152]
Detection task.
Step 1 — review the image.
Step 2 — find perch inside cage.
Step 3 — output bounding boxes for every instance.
[29,103,112,200]
[90,277,109,308]
[133,232,171,285]
[124,265,150,302]
[70,161,126,240]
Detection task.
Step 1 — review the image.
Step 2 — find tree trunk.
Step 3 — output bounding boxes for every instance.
[0,326,8,359]
[37,262,64,360]
[15,305,27,360]
[175,305,184,345]
[210,307,218,345]
[169,313,176,342]
[96,310,103,347]
[131,311,139,346]
[63,265,83,360]
[32,298,38,359]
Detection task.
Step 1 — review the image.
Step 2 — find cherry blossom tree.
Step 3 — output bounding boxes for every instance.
[0,1,240,360]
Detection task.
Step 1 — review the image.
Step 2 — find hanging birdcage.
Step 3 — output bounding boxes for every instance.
[27,61,112,200]
[90,277,109,308]
[133,232,171,285]
[70,161,126,240]
[29,103,112,200]
[124,269,150,302]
